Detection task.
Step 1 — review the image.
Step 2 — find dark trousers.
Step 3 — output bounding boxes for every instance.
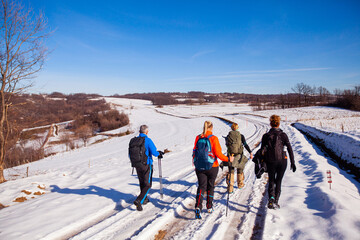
[195,166,219,210]
[267,161,287,202]
[135,164,153,204]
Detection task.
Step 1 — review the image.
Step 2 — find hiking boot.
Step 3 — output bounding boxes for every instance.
[267,197,275,209]
[195,208,202,219]
[134,200,143,211]
[274,199,280,209]
[238,173,245,188]
[143,197,150,205]
[207,207,214,213]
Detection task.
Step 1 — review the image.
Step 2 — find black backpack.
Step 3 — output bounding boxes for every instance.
[252,148,267,178]
[264,131,284,162]
[129,137,147,167]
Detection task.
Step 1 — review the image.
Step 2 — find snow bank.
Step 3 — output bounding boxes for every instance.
[293,123,360,168]
[252,106,360,136]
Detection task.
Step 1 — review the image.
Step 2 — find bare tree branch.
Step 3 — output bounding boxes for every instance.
[0,0,50,183]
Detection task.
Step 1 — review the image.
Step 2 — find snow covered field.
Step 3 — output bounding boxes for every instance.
[0,99,359,240]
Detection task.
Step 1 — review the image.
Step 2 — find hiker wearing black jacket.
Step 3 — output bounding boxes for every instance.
[261,115,296,209]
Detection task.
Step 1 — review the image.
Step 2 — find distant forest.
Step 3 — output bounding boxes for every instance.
[113,83,360,111]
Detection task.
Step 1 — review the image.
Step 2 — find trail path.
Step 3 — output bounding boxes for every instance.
[70,107,269,240]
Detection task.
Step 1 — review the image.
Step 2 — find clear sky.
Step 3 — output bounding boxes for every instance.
[28,0,360,95]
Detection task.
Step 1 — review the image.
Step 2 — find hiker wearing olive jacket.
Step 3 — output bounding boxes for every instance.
[225,123,253,193]
[192,121,234,219]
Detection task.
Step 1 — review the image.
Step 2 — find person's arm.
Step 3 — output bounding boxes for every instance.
[260,134,267,155]
[241,134,252,154]
[148,138,159,157]
[211,136,229,162]
[283,133,295,165]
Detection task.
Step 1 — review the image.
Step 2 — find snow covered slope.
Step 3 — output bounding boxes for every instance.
[0,99,359,240]
[293,123,360,168]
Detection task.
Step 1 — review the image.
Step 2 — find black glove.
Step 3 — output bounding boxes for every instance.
[219,161,224,170]
[291,164,296,172]
[158,151,165,159]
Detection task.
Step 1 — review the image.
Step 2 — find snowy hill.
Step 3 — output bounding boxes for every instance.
[0,98,359,240]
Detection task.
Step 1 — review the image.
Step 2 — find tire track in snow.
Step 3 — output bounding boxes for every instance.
[70,167,199,240]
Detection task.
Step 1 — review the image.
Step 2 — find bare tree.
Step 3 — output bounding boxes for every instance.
[302,84,314,105]
[334,88,342,97]
[60,133,73,151]
[354,85,360,96]
[291,82,315,106]
[317,86,330,103]
[291,83,305,106]
[75,124,93,147]
[0,0,50,183]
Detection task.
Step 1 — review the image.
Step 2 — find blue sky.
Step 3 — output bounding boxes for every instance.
[28,0,360,95]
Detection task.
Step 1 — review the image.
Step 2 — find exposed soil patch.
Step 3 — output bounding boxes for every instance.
[34,191,45,196]
[21,190,32,195]
[154,230,167,240]
[14,197,27,202]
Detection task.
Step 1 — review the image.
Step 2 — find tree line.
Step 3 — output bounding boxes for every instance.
[114,84,360,111]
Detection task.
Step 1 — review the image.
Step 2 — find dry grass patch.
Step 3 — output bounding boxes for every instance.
[21,190,32,195]
[92,138,108,145]
[38,185,46,190]
[14,197,27,202]
[34,191,45,196]
[20,127,50,140]
[154,230,167,240]
[0,203,7,209]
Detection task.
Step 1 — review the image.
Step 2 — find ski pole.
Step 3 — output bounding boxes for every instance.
[132,167,134,175]
[226,157,233,216]
[158,156,163,199]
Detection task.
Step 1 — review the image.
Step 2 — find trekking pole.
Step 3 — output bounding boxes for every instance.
[132,167,134,175]
[158,156,164,199]
[226,156,233,216]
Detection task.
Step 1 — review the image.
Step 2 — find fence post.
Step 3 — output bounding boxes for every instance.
[327,170,332,189]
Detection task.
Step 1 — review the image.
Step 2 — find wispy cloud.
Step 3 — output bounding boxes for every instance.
[169,79,267,86]
[168,67,331,82]
[191,50,215,60]
[226,67,331,74]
